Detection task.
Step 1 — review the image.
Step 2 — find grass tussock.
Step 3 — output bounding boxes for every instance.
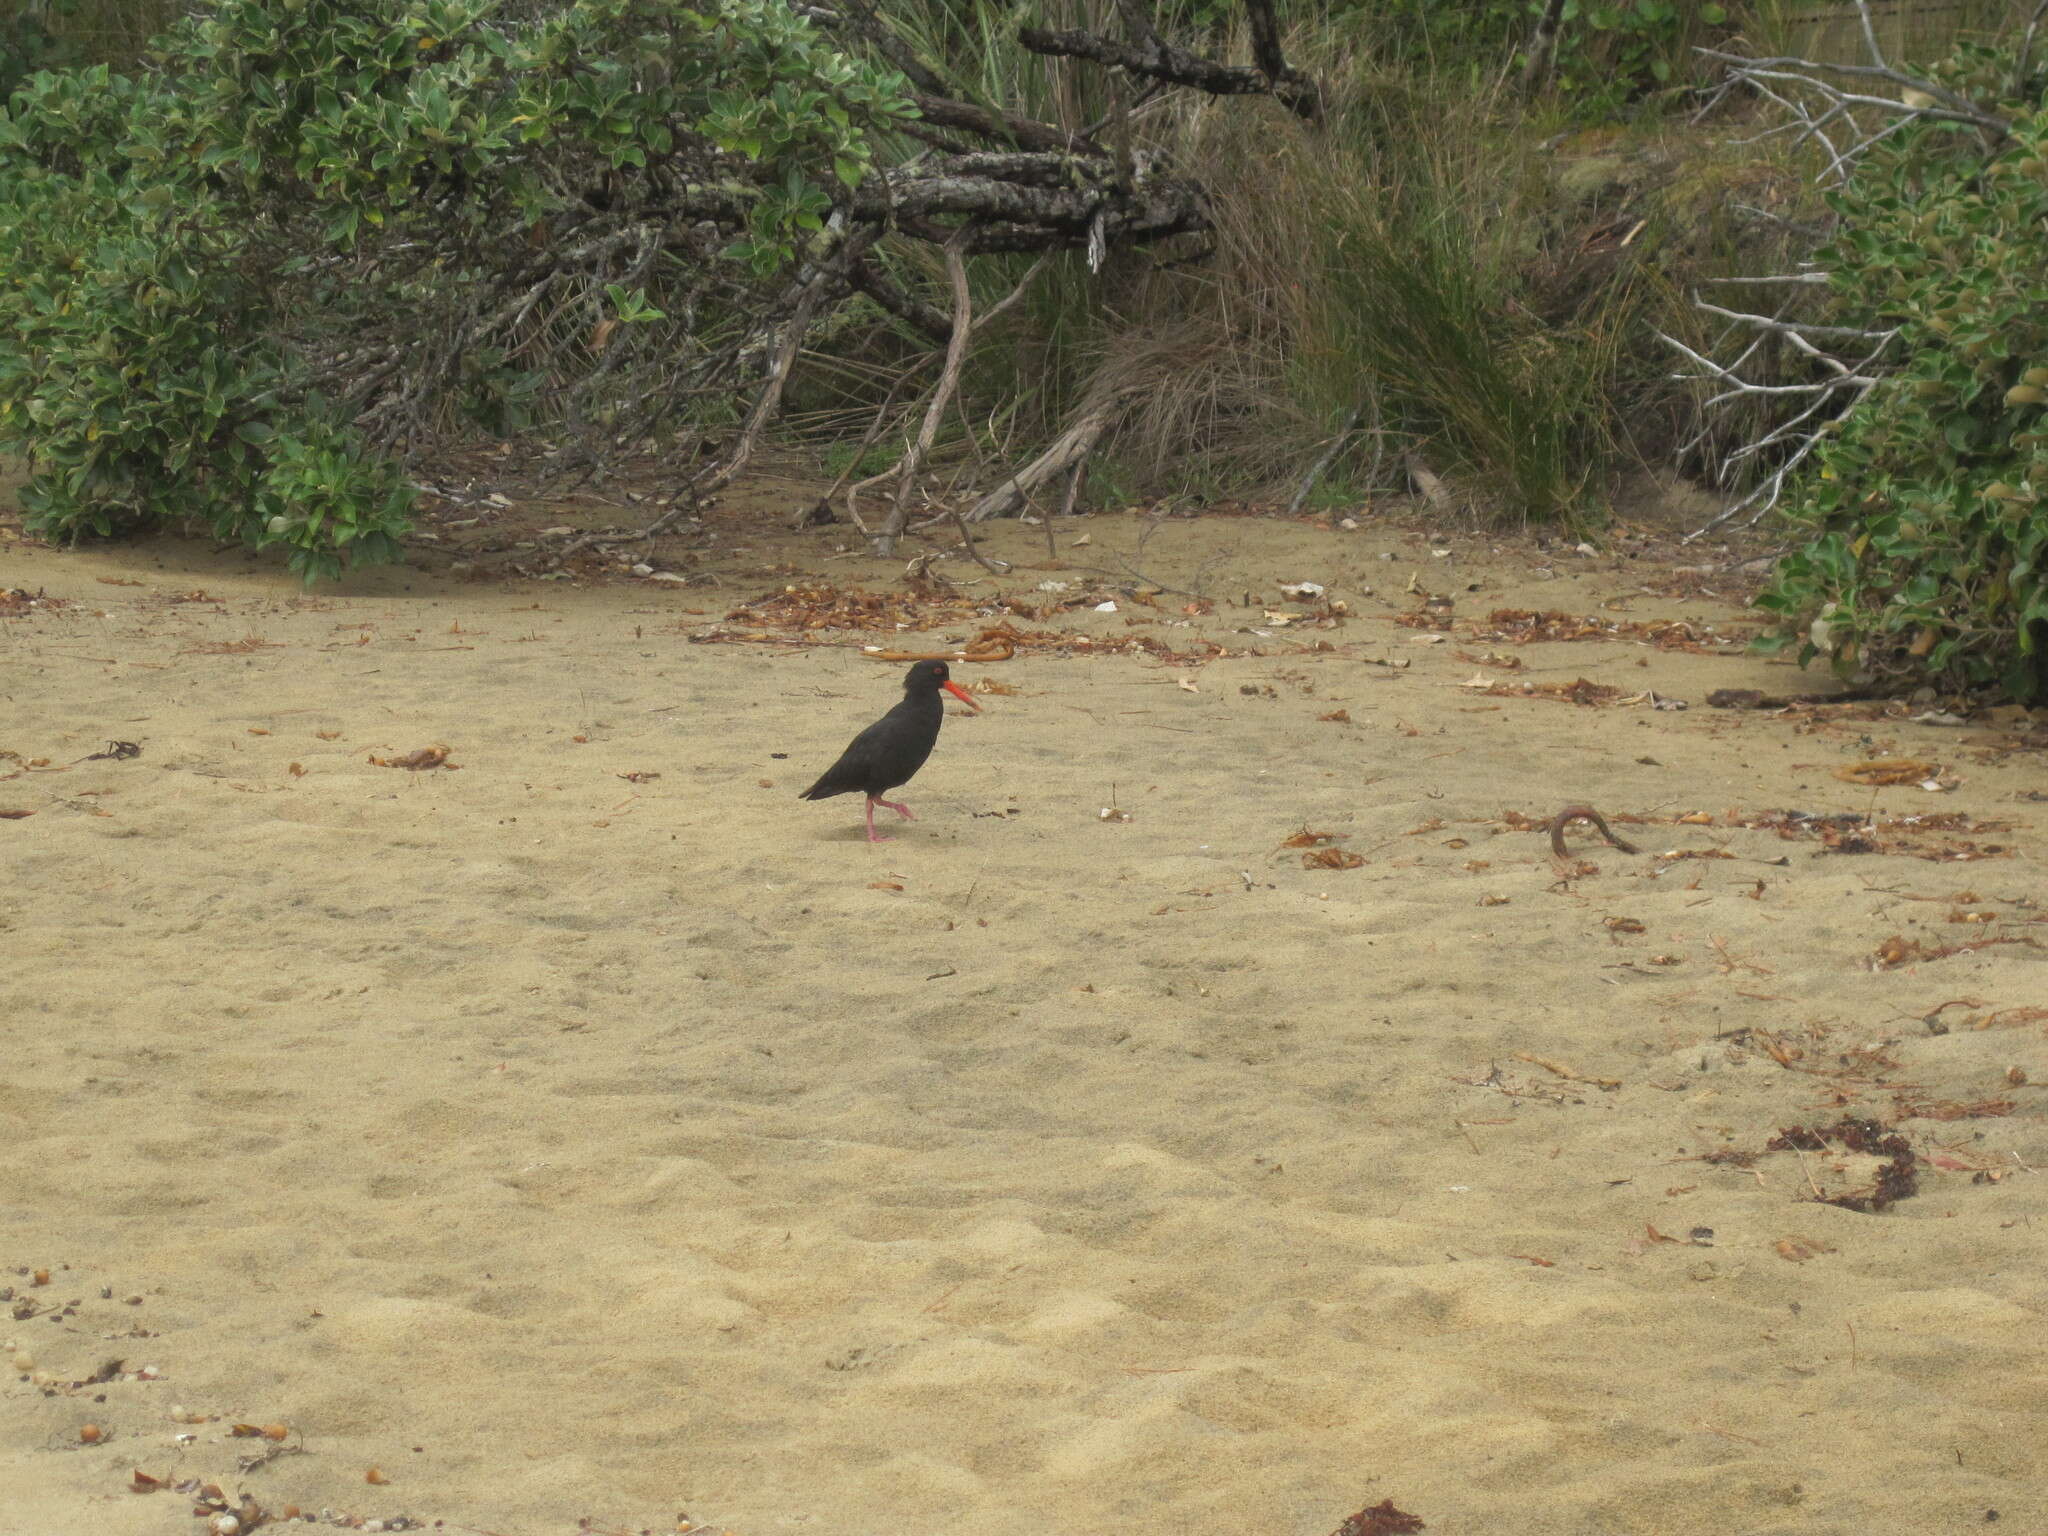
[826,5,1845,528]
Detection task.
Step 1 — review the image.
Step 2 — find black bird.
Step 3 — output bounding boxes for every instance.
[800,660,980,841]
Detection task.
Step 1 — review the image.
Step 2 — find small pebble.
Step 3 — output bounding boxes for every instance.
[10,1351,32,1372]
[212,1517,240,1536]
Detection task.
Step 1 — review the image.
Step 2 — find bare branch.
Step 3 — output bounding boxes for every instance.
[1699,49,2010,140]
[849,256,954,342]
[874,236,978,558]
[1705,271,1830,286]
[1689,298,1892,347]
[1675,10,1995,539]
[1243,0,1322,117]
[1020,9,1321,120]
[1664,304,1896,537]
[965,376,1153,522]
[1287,406,1364,516]
[1521,0,1570,97]
[863,242,1047,557]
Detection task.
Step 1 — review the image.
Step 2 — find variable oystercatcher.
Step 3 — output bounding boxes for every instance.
[800,660,979,841]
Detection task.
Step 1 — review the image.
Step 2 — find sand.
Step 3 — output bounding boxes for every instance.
[3,477,2045,1536]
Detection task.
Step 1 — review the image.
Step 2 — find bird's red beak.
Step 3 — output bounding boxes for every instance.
[943,680,982,712]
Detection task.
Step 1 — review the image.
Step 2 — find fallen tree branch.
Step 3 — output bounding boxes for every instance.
[1021,0,1320,121]
[697,256,843,499]
[850,256,954,342]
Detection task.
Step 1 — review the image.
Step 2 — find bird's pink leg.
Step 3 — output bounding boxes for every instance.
[863,797,892,843]
[874,796,915,822]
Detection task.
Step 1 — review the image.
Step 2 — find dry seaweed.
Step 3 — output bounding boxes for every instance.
[0,587,66,617]
[1872,933,2042,969]
[368,745,457,771]
[1471,609,1749,652]
[1303,848,1366,870]
[1281,829,1348,848]
[725,583,978,633]
[1330,1499,1426,1536]
[1834,758,1939,786]
[1765,1118,1919,1212]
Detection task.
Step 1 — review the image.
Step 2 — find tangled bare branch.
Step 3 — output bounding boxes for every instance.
[1675,0,2005,539]
[1663,295,1896,539]
[1694,0,2010,186]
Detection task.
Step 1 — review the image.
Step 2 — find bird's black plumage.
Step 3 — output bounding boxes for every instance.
[800,660,977,841]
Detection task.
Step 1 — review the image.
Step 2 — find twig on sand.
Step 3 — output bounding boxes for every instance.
[236,1439,306,1474]
[1514,1051,1622,1091]
[1794,1144,1826,1201]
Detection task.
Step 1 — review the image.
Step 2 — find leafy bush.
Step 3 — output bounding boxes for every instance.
[0,66,413,581]
[0,0,911,581]
[1754,46,2048,700]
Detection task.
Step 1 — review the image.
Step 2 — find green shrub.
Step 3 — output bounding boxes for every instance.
[1754,45,2048,700]
[0,66,414,581]
[0,0,911,582]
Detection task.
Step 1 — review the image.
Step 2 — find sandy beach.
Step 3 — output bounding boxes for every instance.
[4,474,2045,1536]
